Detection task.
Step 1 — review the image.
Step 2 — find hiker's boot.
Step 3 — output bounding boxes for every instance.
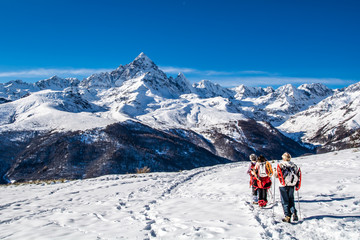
[292,212,298,221]
[258,200,267,207]
[282,216,291,223]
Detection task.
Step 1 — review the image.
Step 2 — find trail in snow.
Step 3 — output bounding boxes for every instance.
[0,149,360,239]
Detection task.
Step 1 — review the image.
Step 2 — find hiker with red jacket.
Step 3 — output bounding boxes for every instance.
[253,155,273,207]
[276,152,302,223]
[247,154,258,204]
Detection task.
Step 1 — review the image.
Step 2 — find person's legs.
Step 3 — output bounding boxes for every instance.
[258,188,263,201]
[288,186,297,214]
[252,186,258,203]
[258,188,267,207]
[279,187,291,217]
[263,178,271,204]
[264,188,268,203]
[288,187,298,221]
[258,188,262,204]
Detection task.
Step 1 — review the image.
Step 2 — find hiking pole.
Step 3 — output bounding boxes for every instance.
[272,173,276,216]
[267,188,273,205]
[297,190,301,220]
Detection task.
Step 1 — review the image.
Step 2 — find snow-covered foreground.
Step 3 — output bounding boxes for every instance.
[1,149,360,240]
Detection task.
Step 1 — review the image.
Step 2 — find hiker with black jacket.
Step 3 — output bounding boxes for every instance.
[276,152,302,223]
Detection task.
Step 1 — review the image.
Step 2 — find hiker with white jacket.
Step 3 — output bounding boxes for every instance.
[276,152,302,223]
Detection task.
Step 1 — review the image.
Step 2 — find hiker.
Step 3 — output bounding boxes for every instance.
[276,152,302,223]
[253,155,273,207]
[247,154,258,204]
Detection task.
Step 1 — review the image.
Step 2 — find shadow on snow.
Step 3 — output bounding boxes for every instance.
[303,214,360,221]
[299,196,355,203]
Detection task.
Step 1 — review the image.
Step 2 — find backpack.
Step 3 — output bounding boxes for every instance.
[258,162,268,178]
[281,163,299,187]
[257,161,273,178]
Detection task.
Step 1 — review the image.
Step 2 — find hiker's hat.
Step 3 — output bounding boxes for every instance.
[282,152,291,161]
[249,154,257,162]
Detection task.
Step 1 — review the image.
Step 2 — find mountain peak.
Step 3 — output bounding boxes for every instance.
[132,52,155,66]
[36,75,80,90]
[176,72,187,79]
[126,52,160,76]
[298,83,333,97]
[49,75,61,80]
[135,52,150,61]
[276,84,296,94]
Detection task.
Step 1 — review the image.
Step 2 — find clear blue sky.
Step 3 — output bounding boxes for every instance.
[0,0,359,88]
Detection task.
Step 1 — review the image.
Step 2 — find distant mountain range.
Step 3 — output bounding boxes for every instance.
[1,53,359,183]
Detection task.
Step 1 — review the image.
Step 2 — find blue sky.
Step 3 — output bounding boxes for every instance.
[0,0,359,88]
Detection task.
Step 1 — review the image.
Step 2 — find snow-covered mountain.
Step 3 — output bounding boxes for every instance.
[193,80,234,98]
[279,82,360,152]
[0,80,38,102]
[80,53,192,97]
[0,88,111,132]
[0,52,359,182]
[35,76,80,90]
[0,53,336,130]
[239,83,334,126]
[0,76,81,102]
[233,84,273,99]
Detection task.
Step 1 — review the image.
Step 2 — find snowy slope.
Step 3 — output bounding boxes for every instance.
[137,95,247,130]
[0,89,114,132]
[1,148,359,240]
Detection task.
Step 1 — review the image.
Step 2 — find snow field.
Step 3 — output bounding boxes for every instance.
[0,149,360,239]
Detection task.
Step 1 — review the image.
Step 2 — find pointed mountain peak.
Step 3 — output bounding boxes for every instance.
[127,52,159,74]
[132,52,155,66]
[277,84,296,92]
[283,83,295,88]
[49,75,62,80]
[265,86,275,93]
[175,72,190,84]
[134,52,150,61]
[176,72,187,79]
